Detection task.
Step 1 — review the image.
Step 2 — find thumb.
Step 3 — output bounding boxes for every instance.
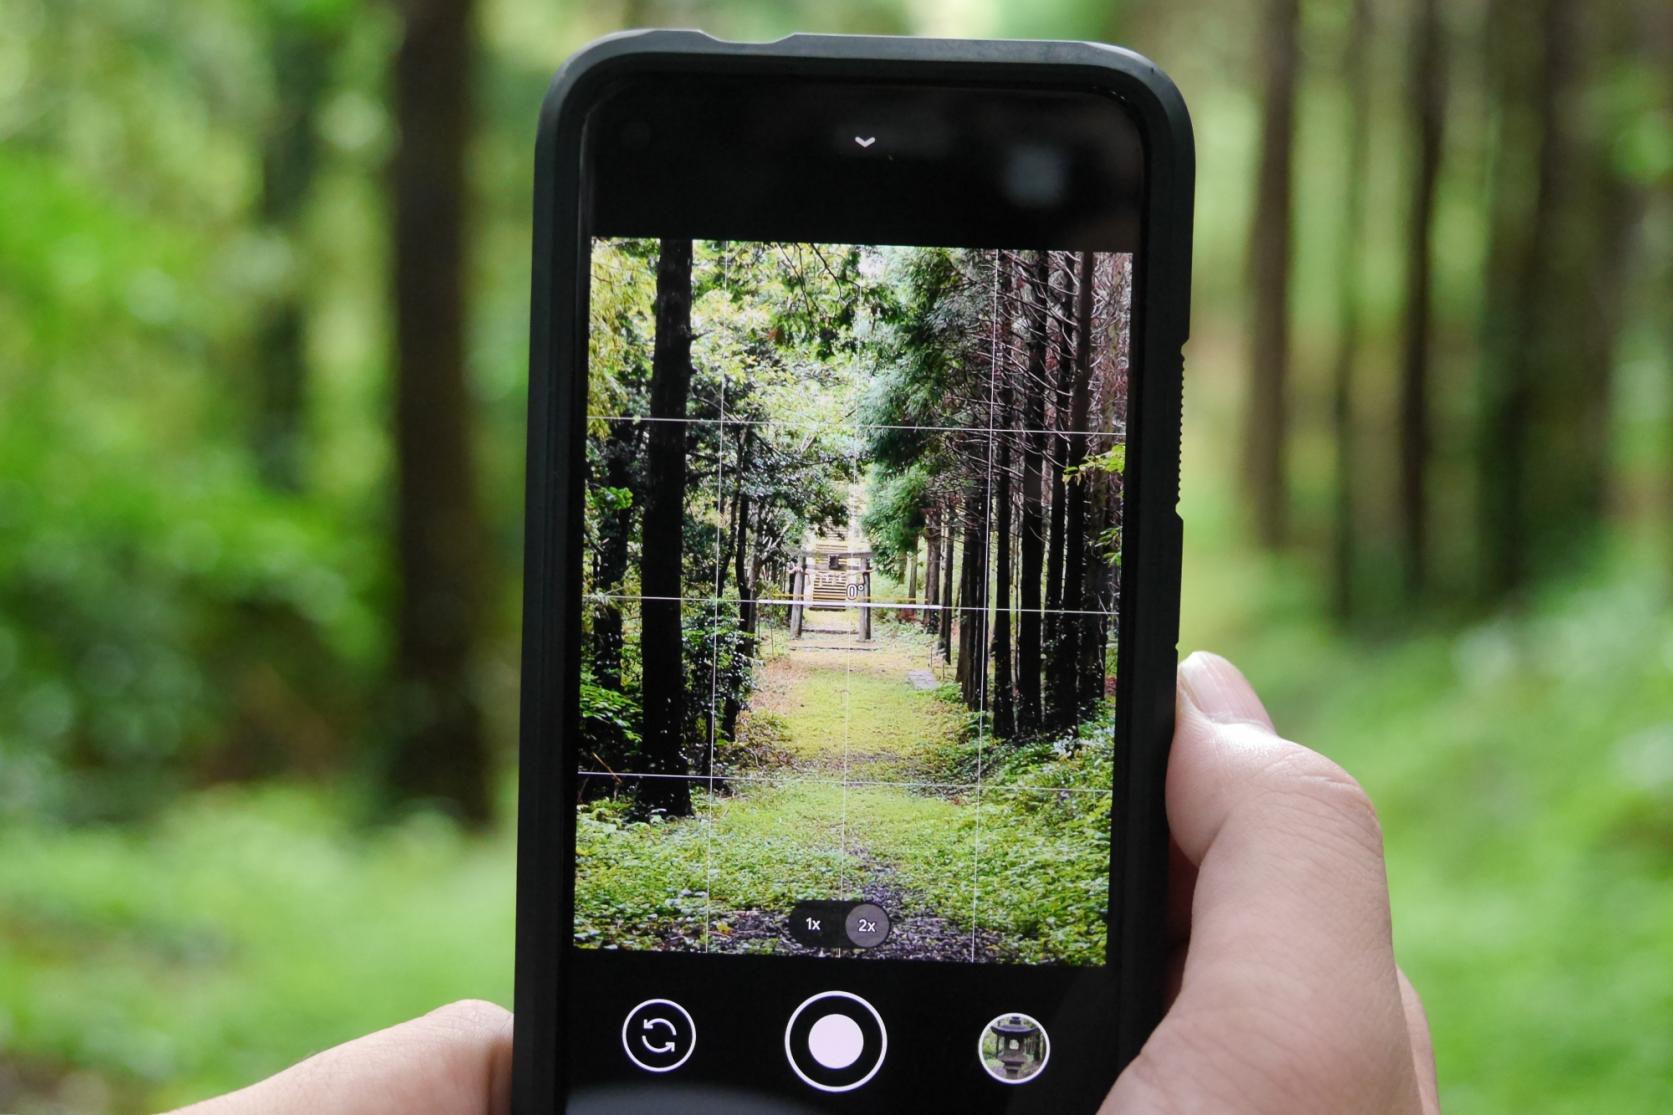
[1104,652,1425,1114]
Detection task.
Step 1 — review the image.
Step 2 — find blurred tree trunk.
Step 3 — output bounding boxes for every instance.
[253,19,336,490]
[1242,0,1301,551]
[637,239,694,818]
[1398,0,1447,597]
[1565,1,1645,529]
[387,0,490,823]
[1328,0,1372,622]
[1476,0,1537,597]
[1477,0,1580,598]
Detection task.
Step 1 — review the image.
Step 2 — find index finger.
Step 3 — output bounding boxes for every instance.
[168,1000,514,1115]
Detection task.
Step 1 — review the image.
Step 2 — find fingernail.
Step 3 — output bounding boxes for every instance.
[1178,651,1274,729]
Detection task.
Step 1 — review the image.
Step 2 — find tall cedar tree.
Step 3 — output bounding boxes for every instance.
[1478,0,1574,596]
[253,14,336,490]
[1243,0,1301,550]
[922,507,941,632]
[1016,251,1049,734]
[1044,254,1075,656]
[990,253,1016,738]
[637,239,694,817]
[387,0,491,823]
[591,421,639,690]
[1398,0,1446,595]
[720,425,754,746]
[1329,0,1372,621]
[957,457,989,710]
[1573,4,1648,531]
[939,496,957,661]
[1051,252,1096,730]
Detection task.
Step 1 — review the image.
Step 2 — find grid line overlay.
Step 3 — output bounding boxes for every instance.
[585,414,1126,440]
[577,242,1128,963]
[581,592,1117,621]
[574,770,1115,795]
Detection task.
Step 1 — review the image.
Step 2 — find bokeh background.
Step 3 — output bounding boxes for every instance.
[1,0,1669,1111]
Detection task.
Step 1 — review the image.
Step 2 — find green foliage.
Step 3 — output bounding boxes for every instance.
[0,785,513,1110]
[860,462,930,579]
[579,673,640,746]
[1066,443,1125,480]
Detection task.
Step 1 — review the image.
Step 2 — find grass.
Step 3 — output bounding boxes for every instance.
[0,787,515,1113]
[574,620,1111,966]
[5,555,1672,1110]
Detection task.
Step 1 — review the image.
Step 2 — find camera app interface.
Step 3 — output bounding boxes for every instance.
[575,239,1131,968]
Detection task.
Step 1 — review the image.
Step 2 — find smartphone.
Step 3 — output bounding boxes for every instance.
[514,31,1192,1113]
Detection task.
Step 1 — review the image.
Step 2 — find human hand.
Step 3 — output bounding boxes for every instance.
[168,999,512,1115]
[1104,651,1439,1114]
[168,653,1434,1115]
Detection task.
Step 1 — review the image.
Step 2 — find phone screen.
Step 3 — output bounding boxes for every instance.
[558,73,1145,1112]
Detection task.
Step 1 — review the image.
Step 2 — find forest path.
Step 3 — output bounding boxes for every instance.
[703,619,1016,961]
[741,615,961,782]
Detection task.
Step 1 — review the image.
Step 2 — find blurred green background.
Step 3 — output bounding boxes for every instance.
[1,0,1670,1111]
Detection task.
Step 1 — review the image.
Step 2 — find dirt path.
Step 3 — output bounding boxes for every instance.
[705,614,1013,962]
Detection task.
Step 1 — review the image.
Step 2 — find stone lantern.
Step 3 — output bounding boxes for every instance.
[988,1015,1045,1080]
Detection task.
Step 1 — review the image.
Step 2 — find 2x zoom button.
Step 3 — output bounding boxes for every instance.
[621,998,695,1073]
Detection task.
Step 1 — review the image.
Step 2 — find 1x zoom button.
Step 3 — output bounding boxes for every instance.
[621,998,695,1073]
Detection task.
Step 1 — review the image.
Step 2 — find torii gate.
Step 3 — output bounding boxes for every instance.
[787,544,873,641]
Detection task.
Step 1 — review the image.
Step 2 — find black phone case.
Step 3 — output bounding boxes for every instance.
[514,30,1193,1113]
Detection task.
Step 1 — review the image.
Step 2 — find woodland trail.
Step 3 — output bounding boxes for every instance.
[703,614,1015,962]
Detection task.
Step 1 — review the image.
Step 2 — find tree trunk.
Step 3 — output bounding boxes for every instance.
[1478,0,1575,598]
[720,432,752,744]
[1477,0,1533,598]
[1079,474,1112,715]
[253,19,335,491]
[591,421,637,690]
[387,0,490,824]
[1329,0,1372,623]
[636,239,695,817]
[1050,252,1096,731]
[747,499,768,637]
[1044,253,1074,658]
[939,498,957,661]
[1242,0,1301,550]
[1017,250,1048,735]
[1543,0,1639,548]
[957,463,989,710]
[990,256,1016,739]
[923,508,941,632]
[1398,0,1447,597]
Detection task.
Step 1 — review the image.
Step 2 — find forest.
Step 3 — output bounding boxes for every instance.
[0,0,1668,1111]
[573,240,1129,963]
